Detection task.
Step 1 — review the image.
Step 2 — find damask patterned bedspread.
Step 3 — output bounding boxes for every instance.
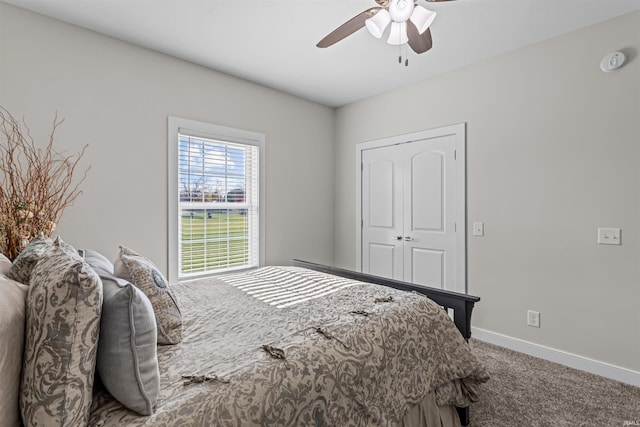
[89,267,488,427]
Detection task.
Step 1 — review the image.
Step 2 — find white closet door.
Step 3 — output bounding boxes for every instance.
[359,125,464,293]
[402,135,457,290]
[361,144,403,280]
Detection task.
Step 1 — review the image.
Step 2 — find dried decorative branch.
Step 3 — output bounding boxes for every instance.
[0,107,89,260]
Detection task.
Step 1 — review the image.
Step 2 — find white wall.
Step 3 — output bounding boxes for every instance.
[334,12,640,373]
[0,3,336,274]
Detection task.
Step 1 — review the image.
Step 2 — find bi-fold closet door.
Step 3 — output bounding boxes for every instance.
[359,124,465,293]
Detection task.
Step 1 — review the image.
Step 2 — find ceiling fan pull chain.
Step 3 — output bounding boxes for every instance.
[398,44,408,67]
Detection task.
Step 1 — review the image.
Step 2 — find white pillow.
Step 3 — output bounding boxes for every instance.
[0,253,12,275]
[0,274,28,427]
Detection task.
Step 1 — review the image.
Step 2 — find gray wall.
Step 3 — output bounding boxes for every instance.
[2,2,638,374]
[0,3,335,273]
[334,12,640,372]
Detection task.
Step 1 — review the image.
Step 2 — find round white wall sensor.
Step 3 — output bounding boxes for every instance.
[600,52,626,72]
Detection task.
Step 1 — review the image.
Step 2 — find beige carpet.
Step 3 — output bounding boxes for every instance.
[468,339,640,427]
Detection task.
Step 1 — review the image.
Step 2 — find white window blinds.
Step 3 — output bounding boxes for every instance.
[178,132,259,276]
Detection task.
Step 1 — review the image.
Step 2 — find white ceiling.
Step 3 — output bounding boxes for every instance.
[3,0,640,107]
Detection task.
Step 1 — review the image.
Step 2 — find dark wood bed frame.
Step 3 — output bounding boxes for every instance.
[292,259,480,426]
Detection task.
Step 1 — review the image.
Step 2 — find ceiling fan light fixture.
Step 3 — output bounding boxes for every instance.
[316,0,446,55]
[389,0,415,22]
[365,9,391,39]
[387,21,408,45]
[409,6,437,34]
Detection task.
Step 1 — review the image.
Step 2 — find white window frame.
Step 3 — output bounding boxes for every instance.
[168,116,265,283]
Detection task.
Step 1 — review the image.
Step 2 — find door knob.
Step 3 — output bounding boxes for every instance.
[392,236,403,240]
[404,236,413,241]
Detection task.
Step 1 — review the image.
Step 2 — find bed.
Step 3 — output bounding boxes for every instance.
[292,259,486,426]
[89,261,488,427]
[1,241,488,427]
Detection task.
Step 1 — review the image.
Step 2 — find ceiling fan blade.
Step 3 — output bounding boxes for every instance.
[407,22,433,54]
[374,0,389,7]
[317,7,381,48]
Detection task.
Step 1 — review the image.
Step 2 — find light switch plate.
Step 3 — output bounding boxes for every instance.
[597,228,621,245]
[473,222,484,236]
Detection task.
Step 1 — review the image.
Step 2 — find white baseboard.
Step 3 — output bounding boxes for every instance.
[471,327,640,388]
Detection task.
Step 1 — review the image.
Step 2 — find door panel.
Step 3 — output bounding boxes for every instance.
[411,151,443,231]
[368,243,397,278]
[369,160,394,227]
[404,136,456,290]
[361,146,403,280]
[410,248,444,288]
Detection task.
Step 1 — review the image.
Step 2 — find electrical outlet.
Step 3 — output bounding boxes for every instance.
[527,310,540,328]
[597,228,621,245]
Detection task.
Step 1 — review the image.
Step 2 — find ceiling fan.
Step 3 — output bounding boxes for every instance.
[317,0,452,60]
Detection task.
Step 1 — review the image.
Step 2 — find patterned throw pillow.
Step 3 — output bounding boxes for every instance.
[7,235,75,284]
[114,245,183,345]
[0,274,28,427]
[6,234,51,284]
[82,249,160,415]
[20,244,102,427]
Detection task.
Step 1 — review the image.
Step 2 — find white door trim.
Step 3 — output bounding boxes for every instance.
[355,123,467,292]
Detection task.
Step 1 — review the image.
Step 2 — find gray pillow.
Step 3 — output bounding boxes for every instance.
[20,242,102,426]
[114,245,183,345]
[82,249,160,415]
[79,248,114,274]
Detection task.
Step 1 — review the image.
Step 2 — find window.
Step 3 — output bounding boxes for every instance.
[168,117,265,282]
